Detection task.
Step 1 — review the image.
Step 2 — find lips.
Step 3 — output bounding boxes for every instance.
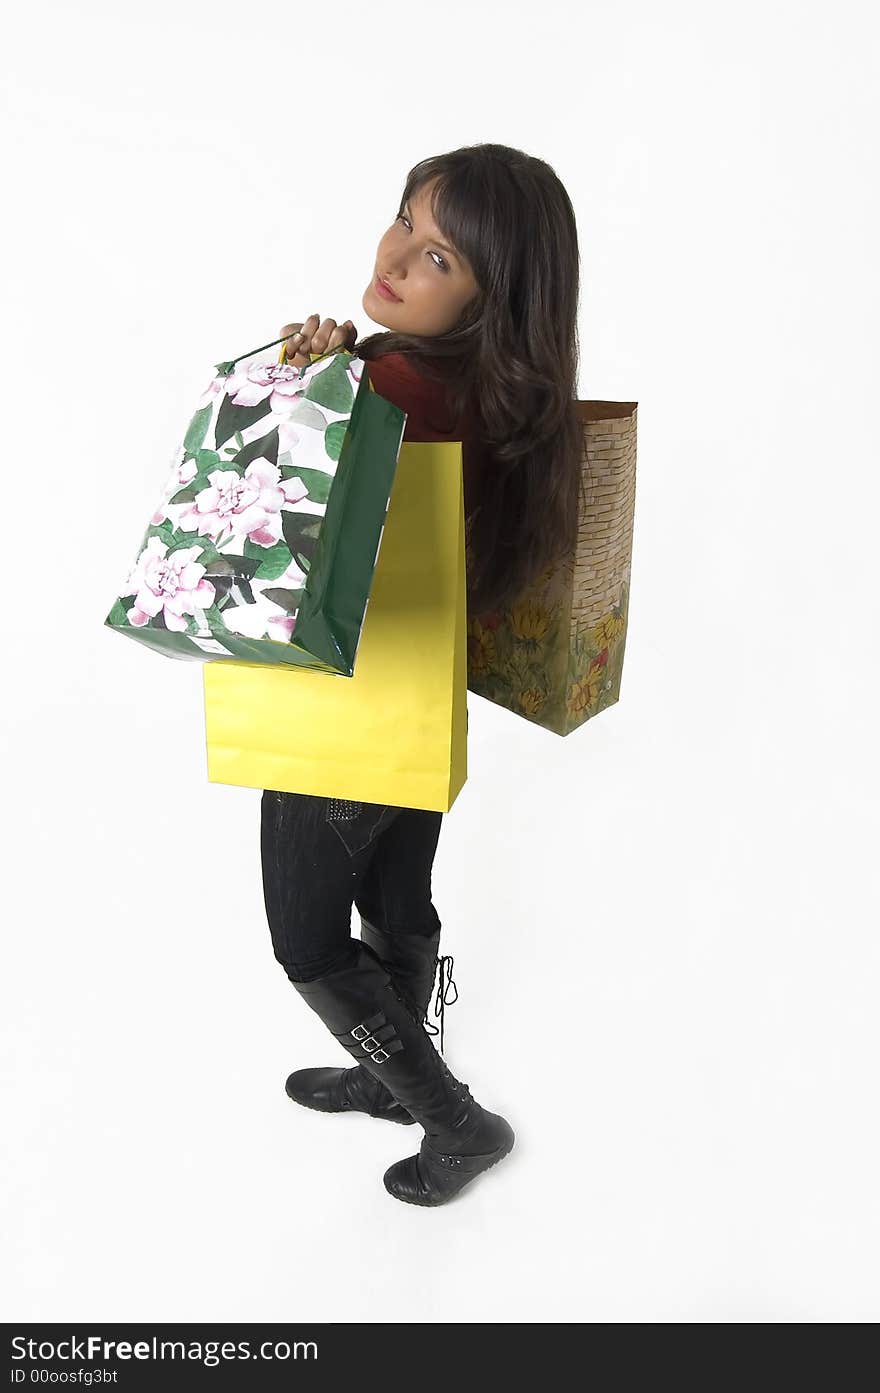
[375,274,402,302]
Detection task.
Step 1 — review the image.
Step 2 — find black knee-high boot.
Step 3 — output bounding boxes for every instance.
[291,939,514,1206]
[285,920,456,1124]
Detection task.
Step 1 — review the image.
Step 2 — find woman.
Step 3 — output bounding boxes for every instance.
[262,142,583,1207]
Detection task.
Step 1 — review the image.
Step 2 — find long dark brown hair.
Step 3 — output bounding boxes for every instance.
[354,142,584,617]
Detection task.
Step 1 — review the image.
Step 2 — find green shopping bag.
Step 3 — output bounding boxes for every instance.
[104,336,406,676]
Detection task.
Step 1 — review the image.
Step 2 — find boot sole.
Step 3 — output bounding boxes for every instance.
[285,1079,416,1125]
[385,1135,515,1206]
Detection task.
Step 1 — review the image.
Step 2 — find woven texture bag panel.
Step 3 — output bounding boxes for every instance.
[466,400,637,736]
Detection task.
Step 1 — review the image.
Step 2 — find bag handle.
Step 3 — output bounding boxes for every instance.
[277,341,325,368]
[213,333,346,378]
[277,339,376,392]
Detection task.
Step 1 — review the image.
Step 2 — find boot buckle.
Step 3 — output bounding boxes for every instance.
[346,1025,387,1064]
[349,1014,398,1064]
[351,1024,387,1060]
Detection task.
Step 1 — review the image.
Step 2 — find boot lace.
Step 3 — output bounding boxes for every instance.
[423,954,459,1054]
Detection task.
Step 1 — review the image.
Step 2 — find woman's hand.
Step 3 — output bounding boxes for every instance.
[280,314,357,368]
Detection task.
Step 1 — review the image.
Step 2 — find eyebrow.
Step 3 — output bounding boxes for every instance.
[404,200,459,263]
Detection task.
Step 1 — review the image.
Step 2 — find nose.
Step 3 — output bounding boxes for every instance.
[380,243,408,280]
[380,258,406,283]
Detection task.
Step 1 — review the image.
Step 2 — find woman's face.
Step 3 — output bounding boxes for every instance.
[362,179,480,338]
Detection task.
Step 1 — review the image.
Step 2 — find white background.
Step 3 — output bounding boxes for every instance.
[2,0,877,1325]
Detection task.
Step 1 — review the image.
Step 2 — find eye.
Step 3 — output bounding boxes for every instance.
[395,213,449,272]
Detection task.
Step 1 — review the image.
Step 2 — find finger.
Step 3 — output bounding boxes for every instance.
[327,323,351,352]
[333,326,356,352]
[284,315,319,358]
[310,318,339,354]
[296,315,320,359]
[309,318,336,353]
[286,334,312,366]
[281,323,305,359]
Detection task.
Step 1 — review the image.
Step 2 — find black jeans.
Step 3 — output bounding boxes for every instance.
[260,790,444,984]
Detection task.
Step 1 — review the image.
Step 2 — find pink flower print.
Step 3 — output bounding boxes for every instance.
[276,417,304,455]
[177,459,309,547]
[268,612,296,642]
[272,556,309,589]
[221,600,296,643]
[179,456,199,485]
[197,375,225,409]
[125,539,216,633]
[151,453,199,526]
[225,362,308,454]
[225,361,305,414]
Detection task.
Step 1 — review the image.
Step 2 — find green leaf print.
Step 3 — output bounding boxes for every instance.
[201,603,228,631]
[279,465,333,504]
[147,521,177,548]
[286,401,328,431]
[168,533,219,564]
[324,421,347,462]
[232,427,280,468]
[304,354,355,413]
[183,404,212,454]
[203,553,260,579]
[195,448,222,472]
[262,587,304,613]
[232,577,257,606]
[214,394,273,449]
[243,539,293,581]
[281,513,317,566]
[106,598,130,627]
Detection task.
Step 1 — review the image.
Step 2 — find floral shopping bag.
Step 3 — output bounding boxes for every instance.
[104,336,406,675]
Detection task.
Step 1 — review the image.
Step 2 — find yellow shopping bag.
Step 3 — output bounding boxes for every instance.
[202,438,467,812]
